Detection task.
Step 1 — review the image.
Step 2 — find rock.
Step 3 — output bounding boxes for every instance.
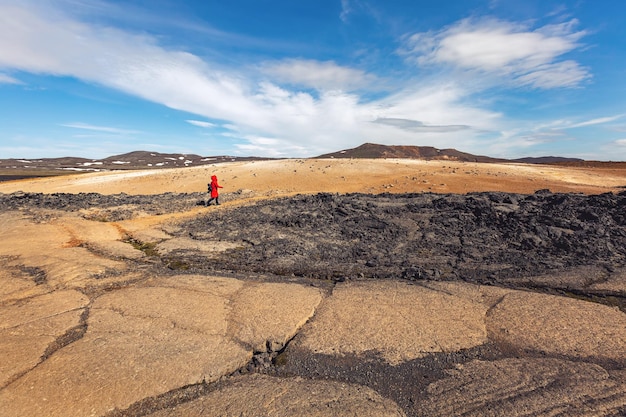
[588,267,626,295]
[55,216,146,260]
[419,281,513,308]
[298,280,488,364]
[0,276,322,417]
[487,291,626,365]
[1,188,626,417]
[417,358,626,416]
[154,236,241,256]
[145,374,406,417]
[500,265,607,289]
[175,192,626,290]
[228,282,323,353]
[0,212,127,288]
[0,265,48,302]
[0,290,88,387]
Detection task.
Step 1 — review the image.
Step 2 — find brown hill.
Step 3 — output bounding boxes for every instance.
[0,151,271,181]
[316,143,504,162]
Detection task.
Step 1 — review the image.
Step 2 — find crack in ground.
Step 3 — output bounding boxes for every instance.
[40,306,90,361]
[102,280,335,417]
[265,342,507,417]
[3,191,626,415]
[0,305,91,390]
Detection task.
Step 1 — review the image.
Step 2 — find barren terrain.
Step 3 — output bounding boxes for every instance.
[1,158,625,416]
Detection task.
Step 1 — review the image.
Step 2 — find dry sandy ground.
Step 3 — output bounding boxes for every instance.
[1,159,625,417]
[2,158,626,197]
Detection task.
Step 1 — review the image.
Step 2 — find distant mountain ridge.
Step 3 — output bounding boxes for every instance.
[0,151,269,172]
[0,144,619,174]
[511,156,585,164]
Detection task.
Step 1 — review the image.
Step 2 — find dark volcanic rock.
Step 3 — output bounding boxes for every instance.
[0,191,206,218]
[2,189,625,305]
[178,192,626,289]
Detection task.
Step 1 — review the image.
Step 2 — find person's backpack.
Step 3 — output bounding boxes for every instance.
[207,183,213,193]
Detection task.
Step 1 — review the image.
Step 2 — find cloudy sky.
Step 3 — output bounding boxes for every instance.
[1,0,625,159]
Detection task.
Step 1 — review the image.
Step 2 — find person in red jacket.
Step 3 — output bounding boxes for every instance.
[206,175,223,206]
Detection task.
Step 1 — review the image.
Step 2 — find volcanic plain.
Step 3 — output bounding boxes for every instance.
[1,158,625,417]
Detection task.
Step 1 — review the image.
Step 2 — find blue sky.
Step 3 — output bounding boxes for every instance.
[1,0,625,160]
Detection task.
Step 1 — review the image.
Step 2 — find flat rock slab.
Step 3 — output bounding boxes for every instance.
[228,281,324,353]
[154,236,241,256]
[588,267,626,294]
[0,290,88,387]
[0,266,48,303]
[0,212,127,288]
[487,291,626,365]
[298,280,489,364]
[146,374,406,417]
[0,275,322,417]
[417,358,626,416]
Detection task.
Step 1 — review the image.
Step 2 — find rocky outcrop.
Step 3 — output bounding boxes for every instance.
[0,290,88,387]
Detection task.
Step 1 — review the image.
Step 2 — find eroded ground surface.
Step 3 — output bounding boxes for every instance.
[1,189,625,416]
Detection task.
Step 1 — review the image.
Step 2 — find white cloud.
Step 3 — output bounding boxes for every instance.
[517,131,570,144]
[61,122,140,135]
[261,59,375,92]
[186,120,216,128]
[597,139,626,161]
[522,114,626,134]
[373,118,470,132]
[401,18,590,89]
[0,73,21,84]
[372,82,501,130]
[515,60,589,89]
[233,135,310,157]
[340,0,352,22]
[567,114,625,128]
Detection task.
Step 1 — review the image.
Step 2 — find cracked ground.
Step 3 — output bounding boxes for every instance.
[1,159,626,416]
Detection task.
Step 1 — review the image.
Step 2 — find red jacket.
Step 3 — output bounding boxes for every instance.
[209,175,222,198]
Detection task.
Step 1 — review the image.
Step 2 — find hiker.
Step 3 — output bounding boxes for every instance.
[206,175,223,206]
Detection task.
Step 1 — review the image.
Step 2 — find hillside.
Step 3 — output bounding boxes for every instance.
[316,143,504,162]
[0,151,270,174]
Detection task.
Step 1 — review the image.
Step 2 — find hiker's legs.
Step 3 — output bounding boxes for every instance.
[216,197,220,205]
[206,197,214,206]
